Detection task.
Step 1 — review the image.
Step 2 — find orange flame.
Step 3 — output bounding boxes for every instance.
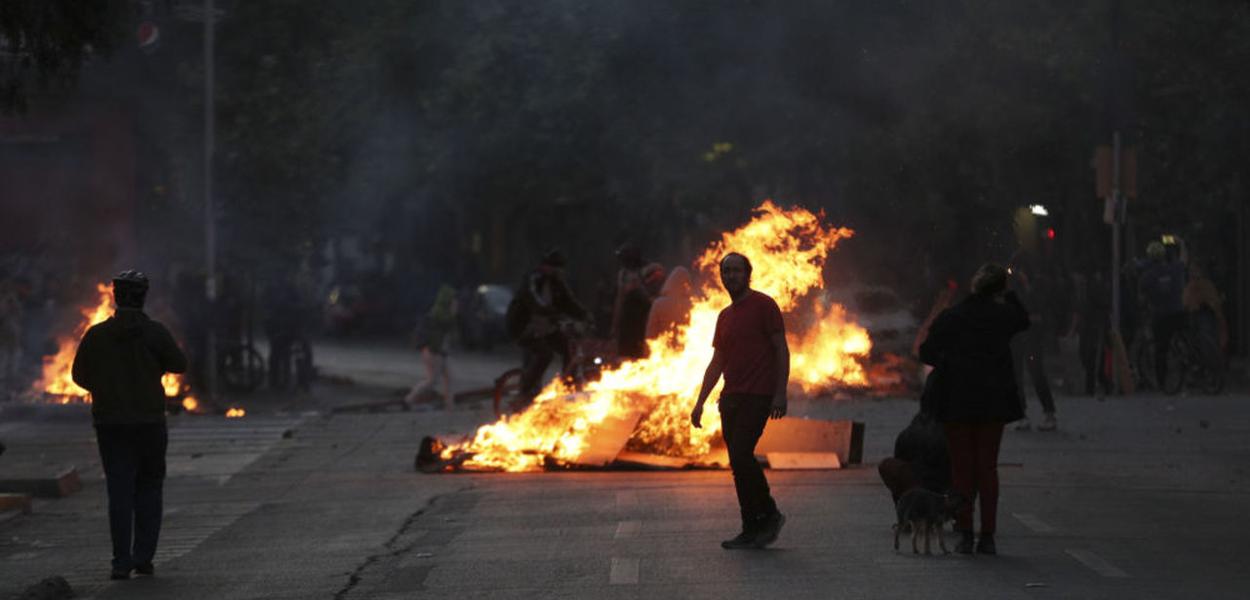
[37,284,114,403]
[182,396,200,412]
[37,282,189,404]
[225,407,246,418]
[444,200,874,471]
[161,373,183,397]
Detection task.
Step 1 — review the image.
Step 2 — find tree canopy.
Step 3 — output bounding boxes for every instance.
[8,0,1250,291]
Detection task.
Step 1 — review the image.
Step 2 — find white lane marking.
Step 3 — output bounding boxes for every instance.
[1013,513,1055,533]
[615,520,640,539]
[615,491,638,510]
[609,557,640,585]
[1066,549,1129,578]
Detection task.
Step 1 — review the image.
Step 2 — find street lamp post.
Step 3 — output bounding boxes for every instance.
[203,0,217,401]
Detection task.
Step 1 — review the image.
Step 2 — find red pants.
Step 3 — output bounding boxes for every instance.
[943,422,1005,534]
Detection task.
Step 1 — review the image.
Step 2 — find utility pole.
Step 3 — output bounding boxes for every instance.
[1238,175,1247,359]
[1110,131,1123,354]
[204,0,218,401]
[1104,0,1133,394]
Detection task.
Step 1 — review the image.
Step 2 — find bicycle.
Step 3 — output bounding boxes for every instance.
[1170,327,1226,395]
[493,319,615,417]
[1131,325,1224,395]
[217,341,267,393]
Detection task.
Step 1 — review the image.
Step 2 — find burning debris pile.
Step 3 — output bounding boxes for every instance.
[31,282,210,414]
[425,201,894,473]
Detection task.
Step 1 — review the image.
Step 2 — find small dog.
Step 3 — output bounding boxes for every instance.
[893,488,963,555]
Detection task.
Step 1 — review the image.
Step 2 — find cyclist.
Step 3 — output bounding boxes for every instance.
[507,249,590,401]
[1138,240,1186,389]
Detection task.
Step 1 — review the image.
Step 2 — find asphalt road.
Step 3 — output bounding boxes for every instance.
[2,376,1248,599]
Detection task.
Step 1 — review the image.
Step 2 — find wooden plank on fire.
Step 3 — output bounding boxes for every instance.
[569,411,643,467]
[692,448,730,469]
[765,452,842,470]
[755,418,864,465]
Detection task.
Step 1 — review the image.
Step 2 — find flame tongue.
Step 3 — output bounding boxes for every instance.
[37,282,189,405]
[38,284,114,403]
[445,200,874,472]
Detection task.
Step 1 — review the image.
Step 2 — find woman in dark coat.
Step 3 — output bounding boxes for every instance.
[919,263,1029,555]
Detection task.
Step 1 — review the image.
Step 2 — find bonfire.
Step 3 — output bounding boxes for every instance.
[33,282,198,412]
[439,200,886,472]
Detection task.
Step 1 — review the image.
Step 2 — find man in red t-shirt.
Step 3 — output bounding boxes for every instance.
[691,252,790,549]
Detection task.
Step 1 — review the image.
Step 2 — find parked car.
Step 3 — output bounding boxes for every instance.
[822,283,918,356]
[459,284,514,351]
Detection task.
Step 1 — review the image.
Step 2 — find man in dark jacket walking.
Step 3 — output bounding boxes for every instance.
[72,271,187,580]
[919,263,1029,556]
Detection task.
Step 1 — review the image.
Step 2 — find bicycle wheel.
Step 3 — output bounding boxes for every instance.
[492,368,525,418]
[1161,337,1186,395]
[1131,339,1156,390]
[1191,352,1227,395]
[220,345,266,392]
[1201,365,1227,395]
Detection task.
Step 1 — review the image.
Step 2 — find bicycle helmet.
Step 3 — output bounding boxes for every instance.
[1146,241,1166,260]
[112,270,150,308]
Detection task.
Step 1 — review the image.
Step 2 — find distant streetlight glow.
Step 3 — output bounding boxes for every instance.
[1029,204,1049,216]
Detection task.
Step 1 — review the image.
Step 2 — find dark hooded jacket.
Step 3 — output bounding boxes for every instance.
[919,291,1029,423]
[72,309,188,424]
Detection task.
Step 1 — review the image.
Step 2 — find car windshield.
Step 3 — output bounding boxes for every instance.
[478,285,513,314]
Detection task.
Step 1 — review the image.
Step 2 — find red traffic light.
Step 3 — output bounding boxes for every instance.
[1046,228,1056,240]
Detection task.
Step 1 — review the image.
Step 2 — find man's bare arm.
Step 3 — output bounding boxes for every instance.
[769,331,790,419]
[691,349,726,428]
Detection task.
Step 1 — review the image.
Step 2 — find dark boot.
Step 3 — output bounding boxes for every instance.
[977,533,997,555]
[721,531,757,550]
[753,512,786,548]
[955,530,975,554]
[722,518,760,550]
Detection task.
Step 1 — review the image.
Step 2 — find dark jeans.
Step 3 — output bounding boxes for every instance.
[1152,313,1186,386]
[720,393,779,531]
[95,423,168,571]
[1012,333,1056,416]
[519,333,570,398]
[1079,324,1112,395]
[943,422,1004,534]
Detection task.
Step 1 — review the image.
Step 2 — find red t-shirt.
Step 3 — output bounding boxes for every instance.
[713,289,785,396]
